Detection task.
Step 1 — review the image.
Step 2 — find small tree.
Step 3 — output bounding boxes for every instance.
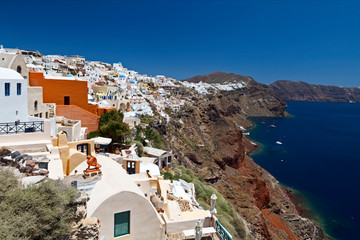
[88,110,131,147]
[98,110,124,127]
[100,120,131,146]
[144,126,165,149]
[131,140,144,157]
[135,125,145,144]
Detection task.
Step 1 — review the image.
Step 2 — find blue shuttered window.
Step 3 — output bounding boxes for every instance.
[5,83,10,96]
[17,83,21,95]
[114,211,130,237]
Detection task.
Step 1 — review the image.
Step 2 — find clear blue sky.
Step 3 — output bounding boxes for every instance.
[1,0,360,86]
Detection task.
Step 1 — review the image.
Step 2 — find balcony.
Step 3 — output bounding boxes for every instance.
[0,121,44,135]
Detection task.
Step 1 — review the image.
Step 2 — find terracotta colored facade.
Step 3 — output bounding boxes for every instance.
[29,72,89,110]
[28,72,117,133]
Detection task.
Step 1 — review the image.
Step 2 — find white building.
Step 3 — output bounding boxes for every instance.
[0,67,28,122]
[0,67,54,151]
[0,45,28,79]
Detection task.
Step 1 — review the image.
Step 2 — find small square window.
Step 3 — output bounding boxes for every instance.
[114,211,130,237]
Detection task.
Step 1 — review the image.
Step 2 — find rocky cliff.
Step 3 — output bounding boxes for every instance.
[270,80,360,103]
[156,72,329,239]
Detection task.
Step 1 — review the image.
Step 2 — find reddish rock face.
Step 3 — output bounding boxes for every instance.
[218,129,245,169]
[248,178,271,210]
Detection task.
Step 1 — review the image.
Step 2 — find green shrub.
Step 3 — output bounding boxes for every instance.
[139,114,154,124]
[178,166,195,183]
[163,171,174,180]
[0,169,77,240]
[87,131,102,139]
[131,140,144,157]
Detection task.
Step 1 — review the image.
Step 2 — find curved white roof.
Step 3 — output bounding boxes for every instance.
[0,67,24,80]
[71,155,144,217]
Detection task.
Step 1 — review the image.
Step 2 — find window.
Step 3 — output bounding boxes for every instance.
[5,83,10,96]
[114,211,130,237]
[34,101,38,111]
[17,65,22,74]
[17,83,21,95]
[77,144,89,155]
[64,96,70,105]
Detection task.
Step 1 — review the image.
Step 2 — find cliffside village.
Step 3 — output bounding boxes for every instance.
[0,45,246,240]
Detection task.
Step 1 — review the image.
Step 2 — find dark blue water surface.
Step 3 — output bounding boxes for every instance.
[249,101,360,240]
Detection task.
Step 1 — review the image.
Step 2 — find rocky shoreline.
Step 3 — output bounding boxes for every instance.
[154,71,331,239]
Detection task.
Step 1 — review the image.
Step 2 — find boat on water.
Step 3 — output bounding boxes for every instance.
[243,132,250,136]
[270,124,276,128]
[276,141,283,145]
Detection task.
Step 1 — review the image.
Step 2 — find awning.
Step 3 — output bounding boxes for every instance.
[92,137,112,145]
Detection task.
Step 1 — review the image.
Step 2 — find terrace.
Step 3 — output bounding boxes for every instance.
[0,121,43,135]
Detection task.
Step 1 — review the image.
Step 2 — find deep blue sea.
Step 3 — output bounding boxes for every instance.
[249,101,360,240]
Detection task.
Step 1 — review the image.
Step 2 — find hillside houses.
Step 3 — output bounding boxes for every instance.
[0,45,235,240]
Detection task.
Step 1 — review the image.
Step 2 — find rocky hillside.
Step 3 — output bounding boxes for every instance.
[154,72,329,239]
[184,71,252,84]
[270,80,360,103]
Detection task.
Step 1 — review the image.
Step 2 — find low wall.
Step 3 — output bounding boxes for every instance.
[0,119,51,144]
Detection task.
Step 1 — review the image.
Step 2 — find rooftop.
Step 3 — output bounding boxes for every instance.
[0,67,24,80]
[144,146,168,157]
[70,155,144,217]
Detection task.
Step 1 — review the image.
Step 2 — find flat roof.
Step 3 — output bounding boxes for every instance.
[44,75,86,81]
[144,147,168,157]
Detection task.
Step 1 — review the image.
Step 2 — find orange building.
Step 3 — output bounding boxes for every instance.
[29,72,89,110]
[29,72,116,132]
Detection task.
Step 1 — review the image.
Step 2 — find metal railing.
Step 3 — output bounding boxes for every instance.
[215,220,232,240]
[0,121,44,135]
